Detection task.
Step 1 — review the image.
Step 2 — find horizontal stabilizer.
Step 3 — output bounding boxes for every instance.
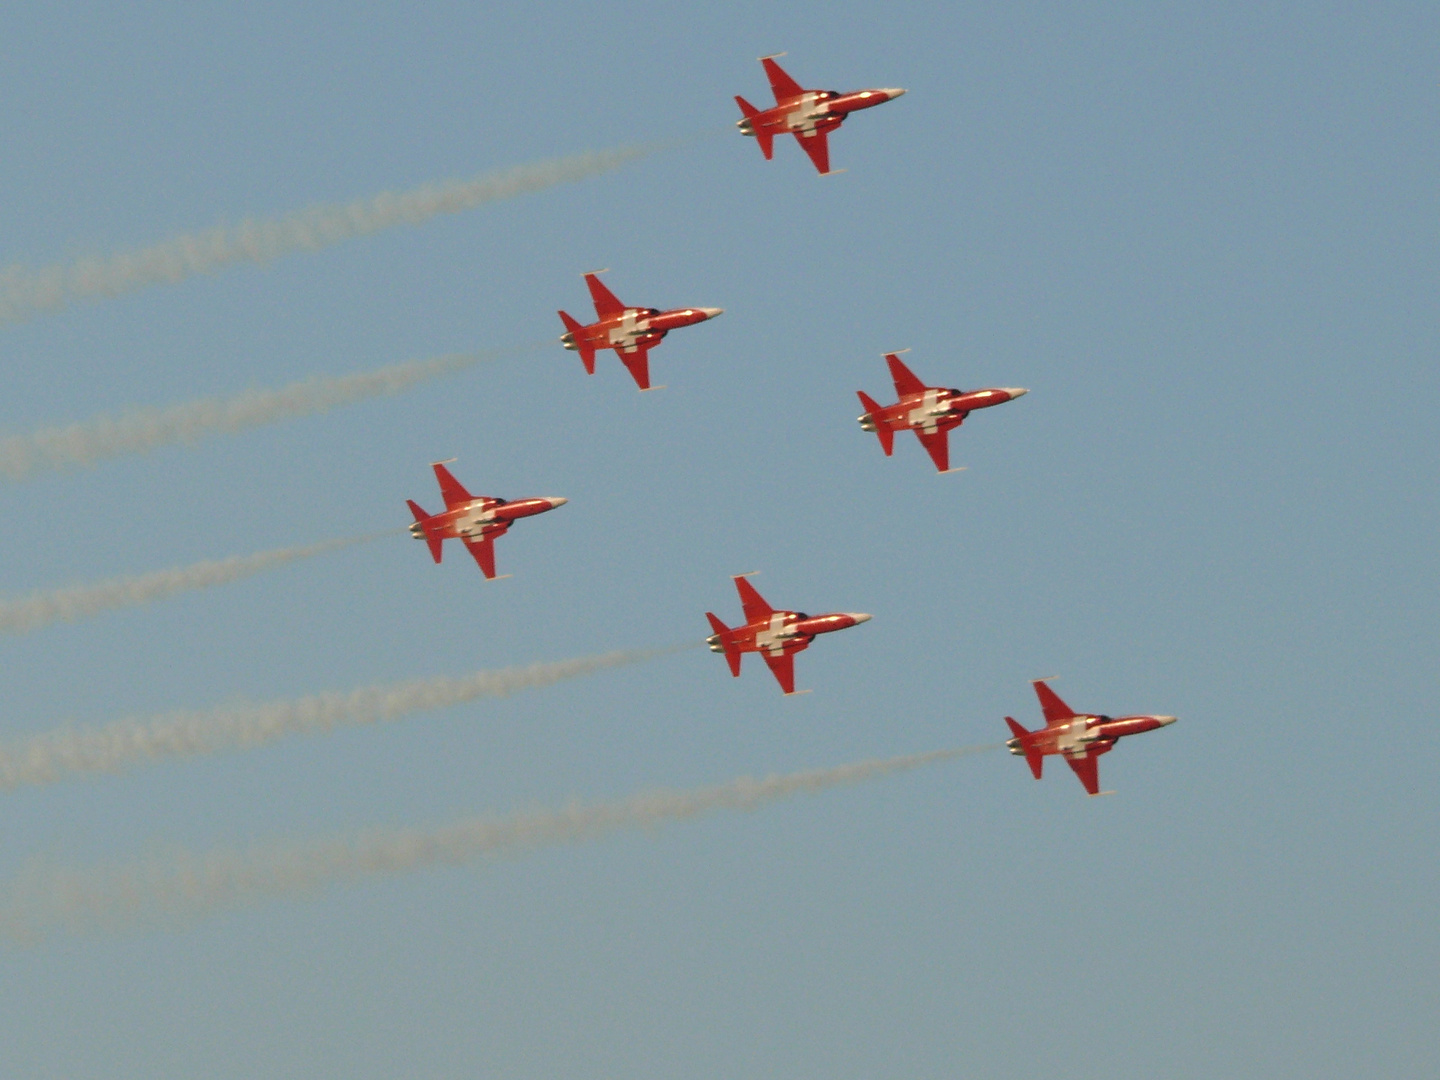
[406,500,443,563]
[856,390,893,455]
[734,96,774,159]
[706,612,741,676]
[557,310,596,374]
[1005,716,1043,779]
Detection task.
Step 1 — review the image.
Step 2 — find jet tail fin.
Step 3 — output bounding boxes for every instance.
[1005,716,1043,779]
[706,612,742,677]
[734,96,774,159]
[558,310,596,374]
[406,500,444,563]
[856,391,894,455]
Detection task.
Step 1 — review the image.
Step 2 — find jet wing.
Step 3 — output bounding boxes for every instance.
[585,273,626,319]
[794,129,832,175]
[914,429,952,473]
[762,651,797,695]
[463,535,498,580]
[433,462,475,509]
[734,576,774,624]
[762,56,805,104]
[885,353,928,398]
[1033,680,1079,727]
[1065,753,1101,795]
[616,345,653,390]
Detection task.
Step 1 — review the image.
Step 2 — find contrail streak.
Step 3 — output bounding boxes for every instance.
[0,144,656,326]
[0,348,505,481]
[0,647,680,791]
[0,744,998,939]
[0,531,395,636]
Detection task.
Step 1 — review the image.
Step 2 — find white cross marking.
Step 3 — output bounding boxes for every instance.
[785,92,825,134]
[906,389,944,433]
[755,613,791,655]
[608,309,650,349]
[1056,718,1091,756]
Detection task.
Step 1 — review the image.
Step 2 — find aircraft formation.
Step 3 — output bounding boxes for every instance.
[399,54,1179,797]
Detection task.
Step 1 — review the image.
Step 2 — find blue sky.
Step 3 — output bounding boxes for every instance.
[0,2,1435,1077]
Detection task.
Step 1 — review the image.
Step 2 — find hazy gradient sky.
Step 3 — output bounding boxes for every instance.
[0,3,1436,1078]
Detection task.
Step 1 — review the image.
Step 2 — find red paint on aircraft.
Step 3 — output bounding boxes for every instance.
[1005,681,1177,795]
[735,54,906,175]
[857,352,1027,473]
[406,461,567,580]
[558,272,722,390]
[705,575,870,695]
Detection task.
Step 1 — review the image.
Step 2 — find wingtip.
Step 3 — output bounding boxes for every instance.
[582,267,610,277]
[431,457,458,466]
[758,51,788,61]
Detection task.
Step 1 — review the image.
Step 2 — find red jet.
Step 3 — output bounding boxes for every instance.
[705,575,870,695]
[857,352,1028,473]
[735,54,906,175]
[1005,681,1177,796]
[406,461,567,580]
[558,272,722,391]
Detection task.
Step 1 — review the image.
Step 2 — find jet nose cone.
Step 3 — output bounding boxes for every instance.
[880,88,907,99]
[547,497,569,508]
[1002,387,1029,398]
[1155,715,1178,727]
[846,613,872,624]
[699,307,724,319]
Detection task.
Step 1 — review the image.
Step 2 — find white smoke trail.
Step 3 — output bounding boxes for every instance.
[0,348,503,481]
[0,145,656,326]
[0,744,998,939]
[0,531,395,636]
[0,647,679,791]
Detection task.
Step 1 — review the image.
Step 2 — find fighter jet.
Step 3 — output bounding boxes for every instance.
[558,271,722,391]
[1005,680,1177,796]
[856,352,1028,473]
[734,54,906,175]
[406,461,566,580]
[705,574,870,695]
